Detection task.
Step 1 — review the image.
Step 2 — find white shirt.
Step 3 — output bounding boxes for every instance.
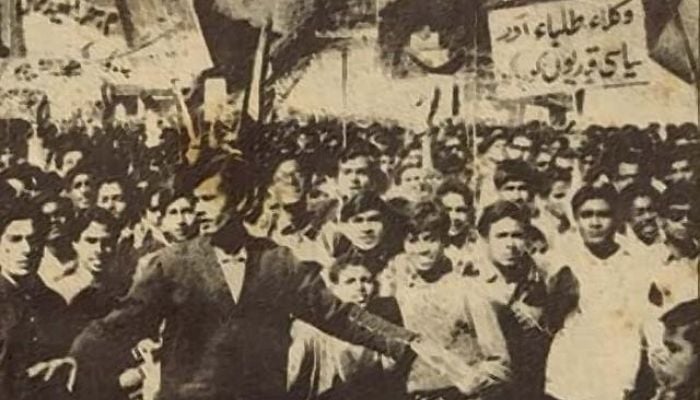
[214,246,246,303]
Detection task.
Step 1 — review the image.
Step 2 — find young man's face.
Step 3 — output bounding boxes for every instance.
[629,195,659,244]
[487,217,526,267]
[499,179,531,205]
[61,150,83,176]
[404,231,443,272]
[666,159,694,186]
[614,162,641,192]
[0,219,42,279]
[340,209,384,251]
[534,152,552,173]
[194,174,229,235]
[401,167,429,201]
[68,173,93,210]
[576,199,616,246]
[160,197,196,243]
[337,156,371,199]
[657,325,698,388]
[662,203,694,243]
[96,182,127,221]
[74,221,117,273]
[379,154,395,176]
[486,139,507,163]
[331,265,375,308]
[271,160,305,205]
[440,192,471,237]
[545,180,571,218]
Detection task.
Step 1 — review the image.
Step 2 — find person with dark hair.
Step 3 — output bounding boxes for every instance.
[63,160,96,212]
[658,146,696,187]
[436,180,476,272]
[534,167,574,246]
[0,202,71,400]
[546,184,654,400]
[288,253,408,400]
[644,182,699,332]
[493,160,538,208]
[633,300,700,400]
[658,182,699,263]
[471,200,576,400]
[392,163,432,204]
[32,156,456,400]
[619,183,664,254]
[379,201,510,399]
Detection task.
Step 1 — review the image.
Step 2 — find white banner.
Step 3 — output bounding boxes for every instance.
[488,0,650,97]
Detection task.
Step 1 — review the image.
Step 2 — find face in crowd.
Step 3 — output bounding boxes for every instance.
[487,217,527,268]
[576,198,616,247]
[499,179,531,205]
[400,167,430,203]
[336,156,372,199]
[68,172,93,210]
[440,192,471,238]
[339,209,384,251]
[60,150,84,177]
[0,217,44,280]
[41,199,71,243]
[193,173,229,235]
[160,196,197,243]
[331,264,376,308]
[270,159,305,206]
[96,181,127,221]
[629,194,660,245]
[665,158,694,186]
[73,219,118,274]
[404,230,443,272]
[545,179,571,220]
[661,202,695,244]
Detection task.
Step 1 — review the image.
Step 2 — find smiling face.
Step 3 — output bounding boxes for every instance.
[629,195,659,244]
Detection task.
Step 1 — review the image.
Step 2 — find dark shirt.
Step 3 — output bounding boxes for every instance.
[0,274,69,400]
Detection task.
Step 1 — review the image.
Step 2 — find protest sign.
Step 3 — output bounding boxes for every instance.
[488,0,650,97]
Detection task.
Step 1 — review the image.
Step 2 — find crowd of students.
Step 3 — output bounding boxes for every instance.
[0,110,698,400]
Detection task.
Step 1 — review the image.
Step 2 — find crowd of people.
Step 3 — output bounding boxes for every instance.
[0,105,698,400]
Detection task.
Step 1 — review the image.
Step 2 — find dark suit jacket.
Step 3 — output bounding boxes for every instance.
[0,275,71,400]
[69,236,416,400]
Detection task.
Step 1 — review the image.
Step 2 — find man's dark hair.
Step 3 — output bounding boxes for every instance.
[619,182,661,216]
[0,201,49,242]
[64,159,95,191]
[661,299,700,352]
[659,181,699,215]
[494,159,537,190]
[405,201,450,241]
[188,152,259,219]
[436,179,474,209]
[340,191,391,223]
[67,207,120,243]
[571,184,619,217]
[330,139,378,177]
[477,200,530,238]
[328,252,382,285]
[540,167,573,197]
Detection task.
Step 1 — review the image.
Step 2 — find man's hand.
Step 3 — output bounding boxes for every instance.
[512,300,545,332]
[26,357,77,392]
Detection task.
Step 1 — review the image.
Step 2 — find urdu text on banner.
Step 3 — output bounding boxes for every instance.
[488,0,650,98]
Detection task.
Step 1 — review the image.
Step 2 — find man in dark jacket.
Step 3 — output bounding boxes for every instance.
[31,154,423,400]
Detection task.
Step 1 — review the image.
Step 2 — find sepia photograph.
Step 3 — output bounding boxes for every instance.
[0,0,698,399]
